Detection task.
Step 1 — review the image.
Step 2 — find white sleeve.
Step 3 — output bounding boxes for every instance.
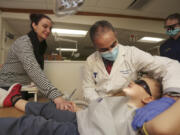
[131,47,180,94]
[82,60,100,102]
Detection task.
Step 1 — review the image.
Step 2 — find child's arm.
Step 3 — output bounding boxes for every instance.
[145,98,180,135]
[132,97,176,130]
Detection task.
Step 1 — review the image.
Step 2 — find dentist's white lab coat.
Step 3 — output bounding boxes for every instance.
[83,44,180,101]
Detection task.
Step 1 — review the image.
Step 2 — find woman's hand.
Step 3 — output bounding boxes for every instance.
[53,97,75,112]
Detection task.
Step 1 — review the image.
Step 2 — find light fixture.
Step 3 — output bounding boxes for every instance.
[52,28,88,37]
[137,37,165,43]
[54,37,78,56]
[53,0,85,17]
[56,48,78,52]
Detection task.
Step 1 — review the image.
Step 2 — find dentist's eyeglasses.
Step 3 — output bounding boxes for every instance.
[164,23,180,31]
[134,80,152,96]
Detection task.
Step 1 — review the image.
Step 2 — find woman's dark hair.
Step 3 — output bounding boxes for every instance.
[89,20,116,43]
[28,13,51,69]
[165,13,180,24]
[30,13,52,29]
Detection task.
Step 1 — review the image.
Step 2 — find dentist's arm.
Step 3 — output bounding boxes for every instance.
[131,47,180,94]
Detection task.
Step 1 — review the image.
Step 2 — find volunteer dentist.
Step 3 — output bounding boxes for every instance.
[83,20,180,102]
[160,13,180,62]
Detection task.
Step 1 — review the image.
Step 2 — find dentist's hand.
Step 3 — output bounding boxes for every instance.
[54,97,75,112]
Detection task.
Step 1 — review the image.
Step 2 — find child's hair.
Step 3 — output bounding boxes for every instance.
[142,77,162,99]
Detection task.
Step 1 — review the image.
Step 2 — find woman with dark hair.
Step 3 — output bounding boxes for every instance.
[0,13,74,111]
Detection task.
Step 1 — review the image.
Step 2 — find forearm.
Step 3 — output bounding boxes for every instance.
[133,48,180,93]
[14,38,63,100]
[22,58,63,100]
[145,98,180,135]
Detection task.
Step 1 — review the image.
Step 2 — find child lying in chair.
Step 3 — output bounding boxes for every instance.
[0,77,177,135]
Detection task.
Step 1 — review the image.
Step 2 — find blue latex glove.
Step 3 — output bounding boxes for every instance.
[132,97,176,130]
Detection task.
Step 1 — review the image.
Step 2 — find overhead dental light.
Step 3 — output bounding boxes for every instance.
[53,0,85,17]
[52,28,88,37]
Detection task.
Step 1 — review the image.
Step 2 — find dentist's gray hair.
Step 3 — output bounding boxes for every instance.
[89,20,116,43]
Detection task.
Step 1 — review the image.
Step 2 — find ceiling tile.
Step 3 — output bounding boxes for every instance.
[96,0,133,9]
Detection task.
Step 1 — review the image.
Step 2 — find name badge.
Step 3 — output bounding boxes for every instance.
[120,70,130,74]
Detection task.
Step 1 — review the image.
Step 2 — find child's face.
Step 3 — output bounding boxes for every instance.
[123,79,151,100]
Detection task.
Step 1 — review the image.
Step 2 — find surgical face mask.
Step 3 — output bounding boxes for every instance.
[100,45,119,61]
[166,28,180,36]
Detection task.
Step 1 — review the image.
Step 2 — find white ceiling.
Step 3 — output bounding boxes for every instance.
[0,0,179,59]
[81,0,180,18]
[0,0,180,18]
